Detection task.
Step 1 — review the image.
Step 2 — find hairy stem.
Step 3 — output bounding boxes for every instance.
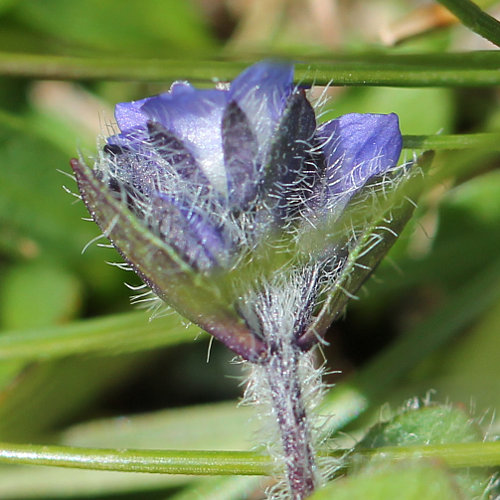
[263,342,317,499]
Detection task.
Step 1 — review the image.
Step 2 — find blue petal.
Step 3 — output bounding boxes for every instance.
[115,98,150,132]
[229,61,294,154]
[139,87,229,192]
[152,194,229,271]
[114,83,194,132]
[318,113,402,200]
[146,121,209,190]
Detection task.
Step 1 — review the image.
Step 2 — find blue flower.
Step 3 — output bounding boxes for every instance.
[71,61,408,362]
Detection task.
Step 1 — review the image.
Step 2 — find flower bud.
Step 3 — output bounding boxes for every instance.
[71,61,418,362]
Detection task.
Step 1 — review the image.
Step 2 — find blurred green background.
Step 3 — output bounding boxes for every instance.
[0,0,499,498]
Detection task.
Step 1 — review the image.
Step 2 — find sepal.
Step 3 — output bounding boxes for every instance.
[70,157,267,362]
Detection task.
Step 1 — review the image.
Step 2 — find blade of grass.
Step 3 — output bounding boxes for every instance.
[0,310,204,361]
[0,52,500,86]
[403,133,500,150]
[61,401,256,451]
[437,0,500,47]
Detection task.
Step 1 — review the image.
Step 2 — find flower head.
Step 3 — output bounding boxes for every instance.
[71,61,414,362]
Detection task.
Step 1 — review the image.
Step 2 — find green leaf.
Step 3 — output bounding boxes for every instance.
[359,406,483,448]
[0,355,153,440]
[10,0,217,56]
[357,405,491,498]
[0,262,81,329]
[60,401,256,451]
[0,311,203,361]
[168,477,263,500]
[311,461,464,500]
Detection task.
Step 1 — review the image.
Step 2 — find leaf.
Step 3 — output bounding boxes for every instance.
[61,401,256,451]
[168,477,263,500]
[310,461,464,500]
[0,262,81,329]
[0,310,203,361]
[0,354,153,441]
[323,86,453,136]
[10,0,217,56]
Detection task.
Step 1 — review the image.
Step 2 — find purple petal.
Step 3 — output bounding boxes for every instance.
[152,194,229,271]
[229,61,294,153]
[115,98,150,132]
[146,121,209,189]
[221,101,259,209]
[318,113,402,201]
[114,82,194,132]
[140,88,229,193]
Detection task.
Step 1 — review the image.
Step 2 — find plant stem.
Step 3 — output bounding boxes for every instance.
[263,342,317,499]
[1,51,500,86]
[402,132,500,150]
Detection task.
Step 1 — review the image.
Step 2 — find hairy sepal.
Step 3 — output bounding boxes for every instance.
[71,157,266,362]
[297,152,433,349]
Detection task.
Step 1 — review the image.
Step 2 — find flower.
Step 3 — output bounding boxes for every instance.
[71,61,411,363]
[71,60,425,499]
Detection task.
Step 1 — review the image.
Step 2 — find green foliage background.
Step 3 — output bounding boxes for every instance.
[0,0,499,498]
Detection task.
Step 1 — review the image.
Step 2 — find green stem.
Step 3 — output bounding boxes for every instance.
[437,0,500,47]
[0,51,500,86]
[1,441,499,475]
[0,444,271,476]
[403,132,500,150]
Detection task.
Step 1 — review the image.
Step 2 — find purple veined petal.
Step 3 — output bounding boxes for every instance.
[140,88,229,193]
[221,101,259,209]
[318,113,403,202]
[146,121,209,190]
[112,83,196,145]
[229,61,294,155]
[104,124,211,204]
[151,194,230,271]
[260,90,317,223]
